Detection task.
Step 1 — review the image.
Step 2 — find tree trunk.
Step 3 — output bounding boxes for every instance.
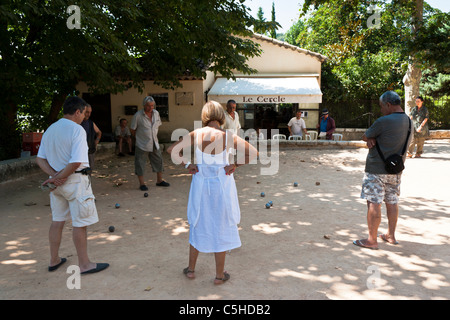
[403,0,423,115]
[47,93,69,126]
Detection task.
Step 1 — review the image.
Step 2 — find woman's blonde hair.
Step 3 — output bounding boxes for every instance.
[201,101,226,126]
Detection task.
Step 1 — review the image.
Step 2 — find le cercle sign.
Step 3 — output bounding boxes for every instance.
[241,96,286,103]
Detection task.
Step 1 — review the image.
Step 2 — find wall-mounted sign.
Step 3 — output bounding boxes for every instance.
[176,92,194,105]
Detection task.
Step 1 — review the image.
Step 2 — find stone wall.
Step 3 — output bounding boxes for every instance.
[335,128,450,141]
[0,142,117,183]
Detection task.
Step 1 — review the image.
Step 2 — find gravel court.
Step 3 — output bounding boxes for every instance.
[0,140,449,300]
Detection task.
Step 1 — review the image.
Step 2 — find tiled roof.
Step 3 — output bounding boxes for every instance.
[250,33,327,63]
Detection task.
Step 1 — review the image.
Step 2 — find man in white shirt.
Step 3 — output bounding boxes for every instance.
[223,100,241,136]
[36,96,108,275]
[131,96,169,191]
[288,110,307,137]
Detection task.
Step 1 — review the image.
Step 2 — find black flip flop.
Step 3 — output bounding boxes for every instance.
[48,258,67,272]
[81,263,109,275]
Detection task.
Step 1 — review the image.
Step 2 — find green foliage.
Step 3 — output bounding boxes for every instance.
[332,50,407,100]
[413,10,450,73]
[0,0,277,160]
[425,96,450,129]
[253,5,280,37]
[421,70,450,98]
[270,2,277,38]
[286,0,448,105]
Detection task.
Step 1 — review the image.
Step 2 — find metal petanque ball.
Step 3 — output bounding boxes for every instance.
[294,182,298,187]
[115,203,120,209]
[265,203,271,209]
[261,192,265,197]
[108,226,115,232]
[268,200,273,207]
[144,192,148,197]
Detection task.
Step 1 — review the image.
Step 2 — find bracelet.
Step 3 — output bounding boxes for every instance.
[184,161,191,169]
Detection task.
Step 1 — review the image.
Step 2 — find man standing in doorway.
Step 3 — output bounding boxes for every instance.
[288,110,307,138]
[407,96,429,158]
[80,104,102,169]
[354,91,412,250]
[131,96,169,191]
[223,100,241,136]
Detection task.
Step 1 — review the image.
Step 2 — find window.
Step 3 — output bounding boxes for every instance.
[151,93,169,121]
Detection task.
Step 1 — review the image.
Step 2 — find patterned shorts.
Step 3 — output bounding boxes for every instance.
[360,172,402,204]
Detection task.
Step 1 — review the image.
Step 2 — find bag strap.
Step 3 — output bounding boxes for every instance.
[375,142,385,161]
[401,118,412,155]
[375,116,411,160]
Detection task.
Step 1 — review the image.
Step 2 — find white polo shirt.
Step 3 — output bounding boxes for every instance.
[223,111,241,135]
[37,118,89,172]
[288,117,306,136]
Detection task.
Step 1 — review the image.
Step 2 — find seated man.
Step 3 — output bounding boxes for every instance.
[114,118,133,156]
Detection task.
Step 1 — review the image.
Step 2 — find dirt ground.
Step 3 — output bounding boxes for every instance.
[1,140,449,300]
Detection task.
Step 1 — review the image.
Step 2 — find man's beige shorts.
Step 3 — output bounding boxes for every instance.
[360,172,402,205]
[49,174,98,227]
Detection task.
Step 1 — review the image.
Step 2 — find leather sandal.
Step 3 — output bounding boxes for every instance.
[183,267,195,279]
[214,271,230,285]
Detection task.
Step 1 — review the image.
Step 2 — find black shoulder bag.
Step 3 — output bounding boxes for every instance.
[375,118,411,174]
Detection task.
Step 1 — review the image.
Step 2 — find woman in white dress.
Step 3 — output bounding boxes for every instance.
[167,101,258,284]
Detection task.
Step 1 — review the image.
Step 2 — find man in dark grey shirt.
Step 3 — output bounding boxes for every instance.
[354,91,412,250]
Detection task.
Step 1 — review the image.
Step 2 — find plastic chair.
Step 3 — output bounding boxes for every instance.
[288,135,302,141]
[307,131,318,141]
[249,132,258,140]
[332,133,343,141]
[272,134,286,140]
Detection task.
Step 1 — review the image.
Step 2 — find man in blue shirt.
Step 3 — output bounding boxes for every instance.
[316,109,336,140]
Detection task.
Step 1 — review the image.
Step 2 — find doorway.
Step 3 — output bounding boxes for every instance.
[236,103,298,138]
[82,93,112,141]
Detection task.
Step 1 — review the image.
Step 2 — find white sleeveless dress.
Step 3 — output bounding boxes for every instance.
[187,130,241,253]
